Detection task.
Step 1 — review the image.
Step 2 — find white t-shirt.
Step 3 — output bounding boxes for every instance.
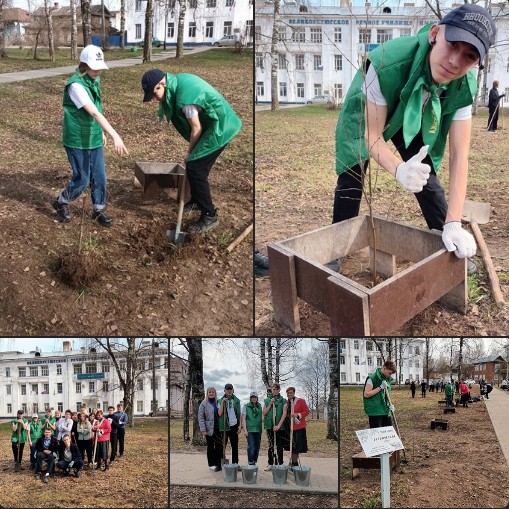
[182,104,203,118]
[68,82,93,109]
[224,398,237,426]
[362,64,471,121]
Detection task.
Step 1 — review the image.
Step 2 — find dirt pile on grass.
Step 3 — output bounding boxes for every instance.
[55,249,106,287]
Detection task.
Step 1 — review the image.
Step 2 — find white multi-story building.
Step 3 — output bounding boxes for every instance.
[255,0,509,106]
[127,0,254,46]
[0,341,168,418]
[339,338,425,385]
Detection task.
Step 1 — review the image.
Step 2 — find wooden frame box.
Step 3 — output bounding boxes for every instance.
[134,162,189,202]
[267,214,467,335]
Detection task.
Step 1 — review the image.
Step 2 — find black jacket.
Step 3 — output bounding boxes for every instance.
[58,442,82,462]
[35,435,60,454]
[107,413,120,432]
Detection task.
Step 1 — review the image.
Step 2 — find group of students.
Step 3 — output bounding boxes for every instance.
[198,382,310,472]
[11,403,128,483]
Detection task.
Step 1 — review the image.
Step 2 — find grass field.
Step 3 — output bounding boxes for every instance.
[170,417,338,456]
[0,418,168,508]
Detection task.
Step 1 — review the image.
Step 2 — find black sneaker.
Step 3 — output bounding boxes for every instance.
[92,210,113,227]
[74,469,80,478]
[65,468,70,476]
[43,474,49,483]
[35,473,41,480]
[214,466,222,472]
[184,200,199,213]
[51,198,71,222]
[188,211,219,234]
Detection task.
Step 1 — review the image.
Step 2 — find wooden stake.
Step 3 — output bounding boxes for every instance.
[226,223,253,253]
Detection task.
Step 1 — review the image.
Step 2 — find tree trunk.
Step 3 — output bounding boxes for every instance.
[119,0,125,49]
[101,0,106,50]
[458,338,464,382]
[182,362,191,441]
[176,0,186,59]
[327,339,338,439]
[81,0,91,47]
[70,0,77,60]
[44,0,55,62]
[186,339,205,446]
[260,339,270,388]
[270,0,280,112]
[267,339,273,382]
[0,0,6,59]
[143,0,153,62]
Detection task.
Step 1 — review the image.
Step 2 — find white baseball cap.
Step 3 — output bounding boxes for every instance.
[80,45,108,70]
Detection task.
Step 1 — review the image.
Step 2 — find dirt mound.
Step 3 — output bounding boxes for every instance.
[55,249,106,288]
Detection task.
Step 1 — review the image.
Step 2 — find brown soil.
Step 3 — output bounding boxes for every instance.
[170,486,338,508]
[55,249,106,287]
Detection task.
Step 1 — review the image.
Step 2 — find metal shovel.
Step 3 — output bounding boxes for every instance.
[166,174,187,244]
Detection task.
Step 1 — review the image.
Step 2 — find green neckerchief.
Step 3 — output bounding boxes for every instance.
[403,57,448,149]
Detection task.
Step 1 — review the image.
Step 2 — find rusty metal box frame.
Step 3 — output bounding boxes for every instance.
[134,161,187,202]
[267,214,467,335]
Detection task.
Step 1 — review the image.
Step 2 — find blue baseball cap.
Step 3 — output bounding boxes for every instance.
[141,69,165,102]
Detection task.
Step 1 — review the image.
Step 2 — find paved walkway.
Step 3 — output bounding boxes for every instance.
[170,452,338,494]
[0,46,211,83]
[485,387,509,466]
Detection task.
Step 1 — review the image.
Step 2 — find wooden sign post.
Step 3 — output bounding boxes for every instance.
[355,426,405,508]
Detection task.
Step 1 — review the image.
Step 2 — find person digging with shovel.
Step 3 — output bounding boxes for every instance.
[141,69,242,234]
[11,409,29,472]
[363,360,396,428]
[262,383,288,471]
[333,4,497,276]
[218,383,242,470]
[284,387,310,471]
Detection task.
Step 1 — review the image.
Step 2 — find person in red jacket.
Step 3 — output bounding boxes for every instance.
[92,409,111,471]
[459,380,470,408]
[284,387,310,469]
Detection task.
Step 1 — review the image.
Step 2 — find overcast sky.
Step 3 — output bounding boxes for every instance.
[170,338,328,405]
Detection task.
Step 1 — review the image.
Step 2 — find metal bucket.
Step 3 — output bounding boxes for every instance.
[271,464,289,485]
[241,465,258,484]
[222,463,239,483]
[293,466,311,487]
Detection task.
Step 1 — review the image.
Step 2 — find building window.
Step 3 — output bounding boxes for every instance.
[340,340,346,349]
[377,357,382,367]
[41,366,49,376]
[296,83,304,98]
[205,22,214,38]
[57,383,63,394]
[6,384,11,395]
[341,372,346,382]
[256,53,263,68]
[354,356,360,365]
[416,360,420,368]
[32,384,38,395]
[377,29,392,44]
[359,29,371,44]
[278,53,287,70]
[279,27,287,42]
[188,22,196,38]
[57,364,62,375]
[120,362,126,372]
[135,24,142,39]
[295,54,304,70]
[366,341,373,351]
[58,402,63,412]
[334,83,343,100]
[102,362,110,373]
[30,367,38,377]
[137,380,144,391]
[368,358,373,366]
[334,27,342,43]
[255,26,261,43]
[256,81,264,96]
[74,364,82,375]
[488,58,492,73]
[6,367,10,377]
[356,373,361,382]
[279,81,287,97]
[353,339,359,349]
[43,383,49,394]
[310,27,322,43]
[151,380,159,390]
[189,0,197,7]
[167,22,175,38]
[7,404,12,414]
[334,54,343,71]
[400,29,411,36]
[314,83,322,95]
[89,382,95,393]
[22,403,27,413]
[246,20,253,38]
[292,27,305,43]
[19,368,26,377]
[137,401,144,413]
[226,0,234,5]
[103,381,109,392]
[409,360,413,367]
[206,0,216,7]
[21,384,27,395]
[415,347,420,355]
[76,402,81,412]
[223,21,232,36]
[86,363,96,374]
[135,0,142,10]
[313,55,322,70]
[76,383,81,394]
[340,356,345,365]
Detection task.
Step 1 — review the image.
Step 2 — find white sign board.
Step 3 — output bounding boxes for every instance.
[355,426,404,457]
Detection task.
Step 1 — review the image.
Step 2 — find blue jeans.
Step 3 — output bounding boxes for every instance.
[30,444,37,466]
[60,146,106,210]
[445,394,453,406]
[247,432,261,465]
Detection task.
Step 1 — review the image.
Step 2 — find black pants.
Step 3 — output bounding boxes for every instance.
[223,423,239,464]
[12,442,25,463]
[110,431,118,461]
[333,130,447,231]
[78,439,93,464]
[205,429,223,467]
[411,390,416,398]
[488,107,499,130]
[266,428,285,465]
[56,459,84,472]
[368,415,393,429]
[117,427,125,455]
[36,451,55,473]
[186,145,226,216]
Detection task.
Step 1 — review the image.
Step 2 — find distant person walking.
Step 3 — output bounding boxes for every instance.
[421,380,427,398]
[410,380,416,399]
[486,382,494,400]
[445,381,455,407]
[460,380,470,407]
[363,360,397,428]
[487,80,505,131]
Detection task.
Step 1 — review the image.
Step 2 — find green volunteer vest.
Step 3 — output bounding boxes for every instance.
[445,383,455,396]
[29,421,42,442]
[244,402,263,432]
[336,24,477,175]
[11,418,28,443]
[62,71,104,150]
[41,416,56,435]
[263,395,287,430]
[158,73,242,161]
[217,395,241,432]
[363,368,391,417]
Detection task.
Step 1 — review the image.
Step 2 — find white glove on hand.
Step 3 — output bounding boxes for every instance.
[442,221,477,258]
[68,461,74,468]
[395,146,431,193]
[389,404,395,412]
[380,380,388,390]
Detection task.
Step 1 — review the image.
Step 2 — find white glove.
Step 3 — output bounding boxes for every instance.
[380,380,388,390]
[442,221,477,258]
[389,404,395,412]
[395,146,431,193]
[69,461,74,468]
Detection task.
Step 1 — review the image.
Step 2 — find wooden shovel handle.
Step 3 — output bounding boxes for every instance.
[470,221,505,308]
